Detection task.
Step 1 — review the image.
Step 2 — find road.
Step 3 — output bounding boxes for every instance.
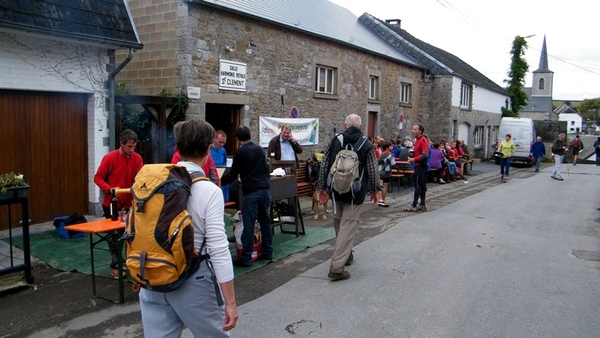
[1,162,598,337]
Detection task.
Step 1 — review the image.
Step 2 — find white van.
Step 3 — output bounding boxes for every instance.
[494,117,535,165]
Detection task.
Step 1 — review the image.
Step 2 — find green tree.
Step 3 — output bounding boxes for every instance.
[577,98,600,124]
[503,36,530,117]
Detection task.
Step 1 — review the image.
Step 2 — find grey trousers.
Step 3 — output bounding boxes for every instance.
[139,262,229,338]
[330,201,364,274]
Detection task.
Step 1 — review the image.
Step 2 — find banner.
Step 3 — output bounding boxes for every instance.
[259,117,319,147]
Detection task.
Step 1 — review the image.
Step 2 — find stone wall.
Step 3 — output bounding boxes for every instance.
[116,0,502,161]
[118,1,427,160]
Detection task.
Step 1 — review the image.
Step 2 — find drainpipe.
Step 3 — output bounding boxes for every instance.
[107,48,135,149]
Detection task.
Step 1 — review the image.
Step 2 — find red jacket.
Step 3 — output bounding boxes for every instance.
[171,150,220,185]
[94,148,143,208]
[413,136,429,167]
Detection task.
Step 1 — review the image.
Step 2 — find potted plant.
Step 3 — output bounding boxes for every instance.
[0,172,29,200]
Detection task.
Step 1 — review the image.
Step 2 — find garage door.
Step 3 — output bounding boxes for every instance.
[0,90,88,229]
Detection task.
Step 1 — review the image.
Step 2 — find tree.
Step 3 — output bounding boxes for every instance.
[577,98,600,124]
[502,36,530,117]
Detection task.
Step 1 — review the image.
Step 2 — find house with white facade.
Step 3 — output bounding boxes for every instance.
[556,104,584,135]
[0,1,142,224]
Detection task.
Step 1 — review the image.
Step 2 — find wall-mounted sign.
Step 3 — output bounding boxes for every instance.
[187,86,201,99]
[219,60,247,92]
[290,106,299,118]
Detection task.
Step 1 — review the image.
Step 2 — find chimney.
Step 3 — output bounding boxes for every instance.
[385,19,401,28]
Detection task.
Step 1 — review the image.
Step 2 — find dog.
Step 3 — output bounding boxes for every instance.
[307,157,329,220]
[311,187,329,220]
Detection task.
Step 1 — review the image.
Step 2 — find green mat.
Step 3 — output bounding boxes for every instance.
[4,225,335,279]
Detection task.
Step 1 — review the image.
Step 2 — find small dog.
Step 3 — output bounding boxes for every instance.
[311,189,329,220]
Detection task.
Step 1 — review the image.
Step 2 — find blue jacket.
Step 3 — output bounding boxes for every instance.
[530,141,546,158]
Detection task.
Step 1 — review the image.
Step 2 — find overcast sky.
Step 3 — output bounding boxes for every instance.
[329,0,600,101]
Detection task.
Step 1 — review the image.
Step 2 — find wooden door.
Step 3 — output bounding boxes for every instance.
[0,90,88,229]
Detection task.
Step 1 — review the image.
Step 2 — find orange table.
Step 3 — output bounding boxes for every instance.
[65,218,126,303]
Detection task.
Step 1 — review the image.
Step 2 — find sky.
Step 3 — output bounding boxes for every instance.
[329,0,600,101]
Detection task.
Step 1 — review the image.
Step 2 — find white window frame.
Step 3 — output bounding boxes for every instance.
[474,126,484,147]
[369,76,379,100]
[315,65,335,94]
[400,82,411,104]
[460,83,472,109]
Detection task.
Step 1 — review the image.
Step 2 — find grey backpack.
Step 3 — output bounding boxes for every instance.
[327,135,367,195]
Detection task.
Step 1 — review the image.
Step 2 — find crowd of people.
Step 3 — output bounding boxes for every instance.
[370,134,473,192]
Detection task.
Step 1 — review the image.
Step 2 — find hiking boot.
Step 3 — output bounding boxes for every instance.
[328,270,350,281]
[111,269,126,279]
[345,251,354,266]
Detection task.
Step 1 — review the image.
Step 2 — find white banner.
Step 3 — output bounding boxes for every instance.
[259,117,319,147]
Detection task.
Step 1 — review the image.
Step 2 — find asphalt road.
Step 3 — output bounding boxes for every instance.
[1,161,598,337]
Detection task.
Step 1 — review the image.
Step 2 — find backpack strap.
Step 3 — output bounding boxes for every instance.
[190,171,209,184]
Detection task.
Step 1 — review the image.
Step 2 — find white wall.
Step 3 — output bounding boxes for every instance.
[0,32,111,208]
[451,76,507,114]
[559,113,583,134]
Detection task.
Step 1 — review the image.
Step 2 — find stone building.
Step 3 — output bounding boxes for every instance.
[117,0,426,157]
[118,0,510,160]
[362,16,510,159]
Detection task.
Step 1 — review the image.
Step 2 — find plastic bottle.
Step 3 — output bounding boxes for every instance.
[110,189,118,221]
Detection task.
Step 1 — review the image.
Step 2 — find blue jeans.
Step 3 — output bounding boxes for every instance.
[533,156,542,171]
[241,189,273,265]
[500,157,512,176]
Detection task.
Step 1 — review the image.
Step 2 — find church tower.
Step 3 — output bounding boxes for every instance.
[531,36,554,97]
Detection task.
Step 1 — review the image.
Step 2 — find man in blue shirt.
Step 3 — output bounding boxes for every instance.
[210,130,229,200]
[267,125,303,167]
[529,136,546,172]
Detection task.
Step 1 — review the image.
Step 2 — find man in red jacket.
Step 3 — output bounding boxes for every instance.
[94,129,143,278]
[404,124,429,212]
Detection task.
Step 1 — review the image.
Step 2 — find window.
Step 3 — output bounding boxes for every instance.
[474,126,484,147]
[460,83,472,109]
[538,78,545,90]
[315,66,335,94]
[400,82,411,104]
[369,76,379,100]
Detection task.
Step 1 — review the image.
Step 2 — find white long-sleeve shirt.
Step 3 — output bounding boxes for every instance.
[178,161,234,283]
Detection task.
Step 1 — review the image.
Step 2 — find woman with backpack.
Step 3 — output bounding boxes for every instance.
[570,134,583,165]
[139,119,238,337]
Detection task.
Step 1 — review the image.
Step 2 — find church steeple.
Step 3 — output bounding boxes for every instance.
[536,36,550,72]
[531,35,553,97]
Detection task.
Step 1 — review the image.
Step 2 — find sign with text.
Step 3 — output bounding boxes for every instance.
[219,60,247,91]
[259,117,319,147]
